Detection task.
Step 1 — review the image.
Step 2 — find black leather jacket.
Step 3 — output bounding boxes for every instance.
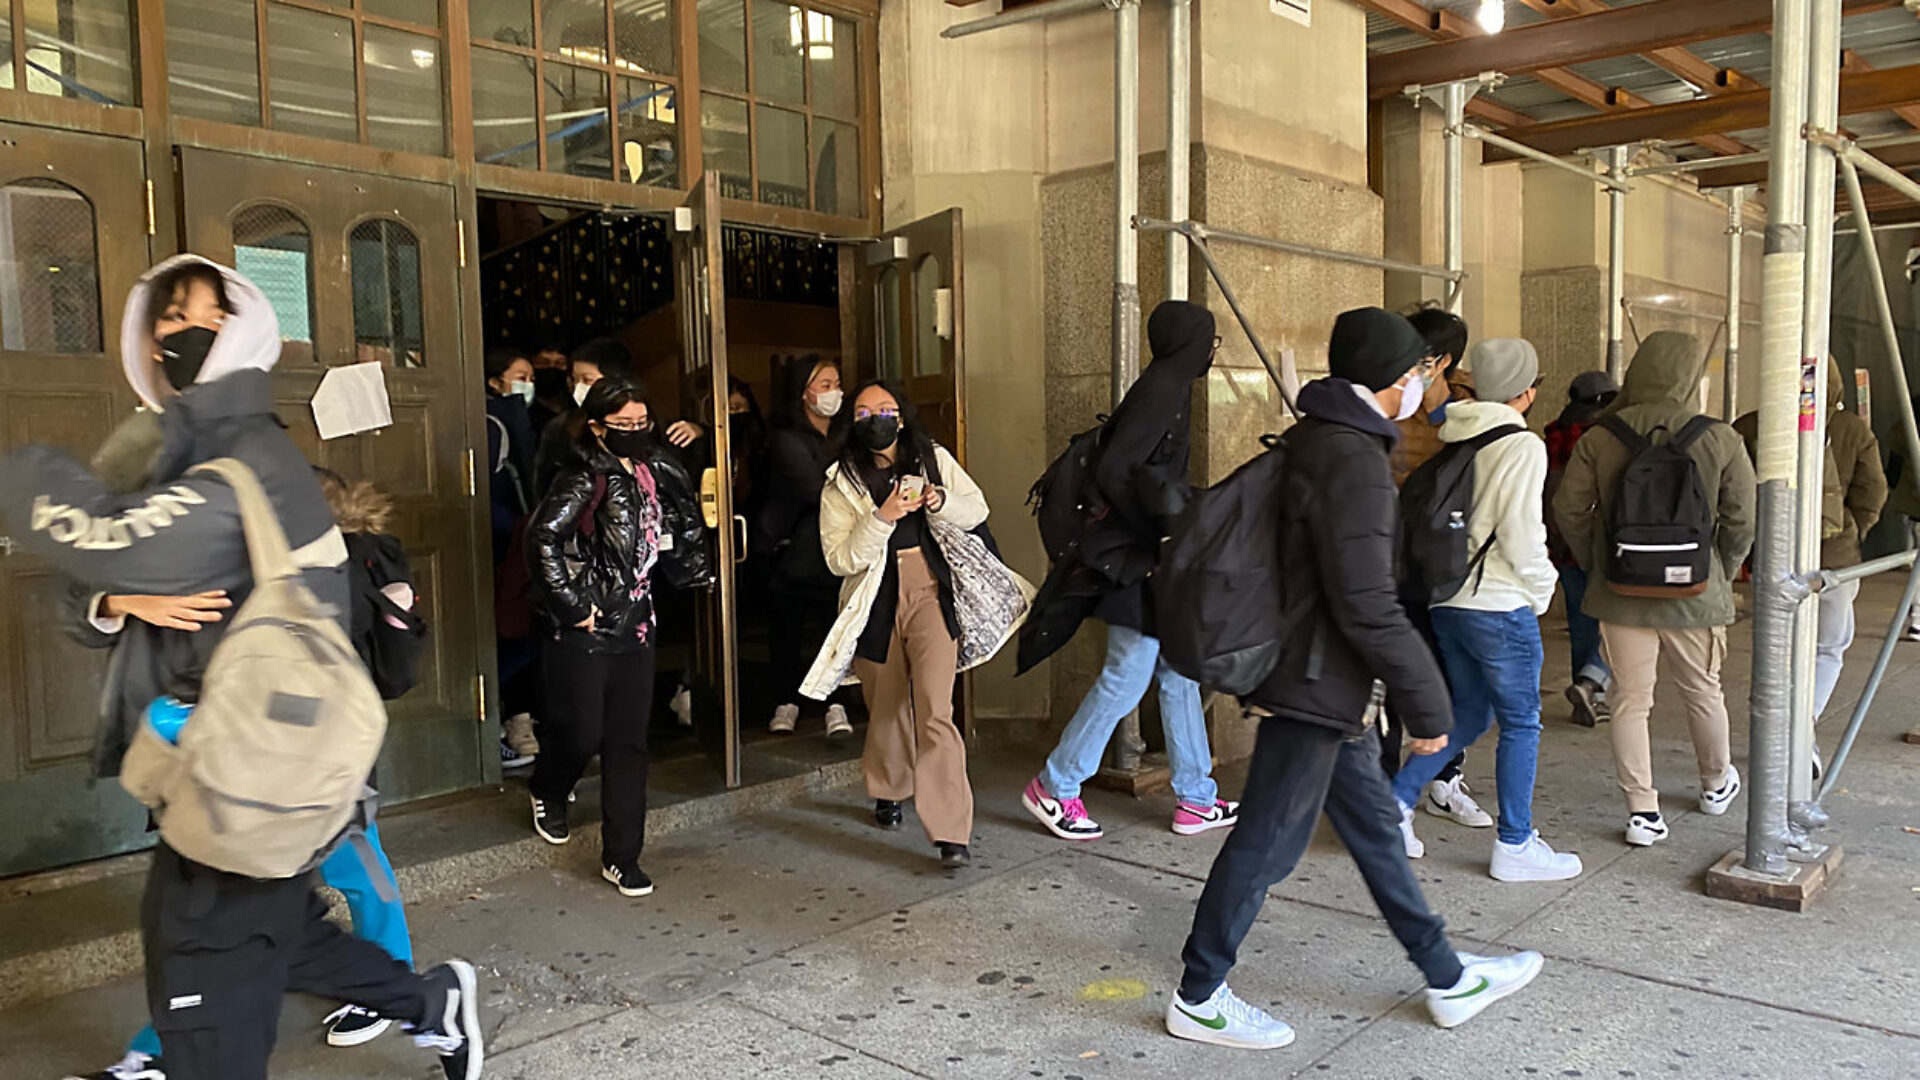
[527,445,661,652]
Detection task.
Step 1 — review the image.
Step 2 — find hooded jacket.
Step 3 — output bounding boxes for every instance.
[1433,401,1559,616]
[1552,331,1756,628]
[1731,361,1885,570]
[0,255,348,777]
[1243,372,1453,740]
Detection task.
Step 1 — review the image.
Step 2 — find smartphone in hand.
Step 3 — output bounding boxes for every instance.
[897,474,927,502]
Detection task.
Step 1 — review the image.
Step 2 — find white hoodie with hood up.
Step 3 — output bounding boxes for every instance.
[1435,400,1559,616]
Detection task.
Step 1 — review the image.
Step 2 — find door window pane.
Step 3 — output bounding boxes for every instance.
[472,48,538,169]
[0,181,101,354]
[351,220,425,368]
[702,94,750,201]
[25,0,134,105]
[698,0,746,93]
[0,9,11,91]
[267,5,359,143]
[750,0,803,104]
[914,255,943,377]
[618,78,678,187]
[364,0,440,25]
[470,0,534,47]
[167,0,260,125]
[365,26,446,156]
[810,13,856,118]
[876,265,900,381]
[755,105,806,209]
[615,0,676,77]
[811,118,856,217]
[543,0,608,62]
[232,204,316,363]
[545,64,612,178]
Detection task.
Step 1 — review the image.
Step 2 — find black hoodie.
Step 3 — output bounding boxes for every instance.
[1241,375,1452,740]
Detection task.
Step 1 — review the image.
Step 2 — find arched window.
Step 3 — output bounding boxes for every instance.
[232,204,316,363]
[0,179,102,354]
[350,218,425,367]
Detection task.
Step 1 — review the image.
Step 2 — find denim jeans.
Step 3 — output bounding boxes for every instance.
[1393,607,1545,846]
[1041,625,1218,808]
[1560,564,1610,689]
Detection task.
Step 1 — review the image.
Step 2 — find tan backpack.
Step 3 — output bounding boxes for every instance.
[120,458,386,879]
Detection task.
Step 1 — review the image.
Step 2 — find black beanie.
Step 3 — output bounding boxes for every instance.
[1328,307,1429,391]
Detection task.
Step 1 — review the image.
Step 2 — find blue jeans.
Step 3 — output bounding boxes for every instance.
[128,822,413,1056]
[1392,607,1545,846]
[1041,625,1219,808]
[1560,565,1610,689]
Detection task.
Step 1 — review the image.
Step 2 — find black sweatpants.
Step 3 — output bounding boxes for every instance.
[530,632,656,869]
[142,842,435,1080]
[1179,717,1465,1003]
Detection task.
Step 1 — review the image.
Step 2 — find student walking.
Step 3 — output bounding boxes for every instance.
[1394,338,1582,882]
[1545,371,1620,727]
[1167,308,1542,1051]
[1020,300,1236,841]
[1553,331,1756,846]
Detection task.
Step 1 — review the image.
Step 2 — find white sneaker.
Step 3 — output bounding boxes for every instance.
[1423,775,1494,828]
[1489,831,1583,883]
[1625,812,1669,846]
[825,704,853,739]
[671,686,694,727]
[769,703,799,734]
[1700,765,1742,816]
[1165,983,1296,1050]
[1398,803,1426,859]
[63,1051,166,1080]
[1426,951,1545,1029]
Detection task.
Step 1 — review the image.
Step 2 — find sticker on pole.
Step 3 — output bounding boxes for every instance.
[1799,360,1818,433]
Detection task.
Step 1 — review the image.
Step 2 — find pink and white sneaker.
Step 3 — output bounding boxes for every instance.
[1021,777,1104,840]
[1172,799,1240,836]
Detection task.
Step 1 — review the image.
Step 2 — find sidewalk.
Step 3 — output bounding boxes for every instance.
[4,578,1919,1078]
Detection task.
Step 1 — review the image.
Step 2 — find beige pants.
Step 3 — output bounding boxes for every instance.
[1599,622,1734,815]
[855,549,973,846]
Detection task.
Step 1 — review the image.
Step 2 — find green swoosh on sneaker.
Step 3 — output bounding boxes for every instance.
[1176,1004,1229,1030]
[1442,976,1491,1000]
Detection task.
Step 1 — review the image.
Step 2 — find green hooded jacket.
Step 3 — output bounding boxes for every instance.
[1551,330,1757,628]
[1731,360,1886,569]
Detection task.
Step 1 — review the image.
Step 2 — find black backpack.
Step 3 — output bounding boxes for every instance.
[1400,425,1525,606]
[1598,414,1718,597]
[344,531,428,701]
[1027,415,1111,565]
[1154,435,1305,694]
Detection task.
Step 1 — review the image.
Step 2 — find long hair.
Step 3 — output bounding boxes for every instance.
[569,374,649,455]
[829,378,937,494]
[773,354,836,430]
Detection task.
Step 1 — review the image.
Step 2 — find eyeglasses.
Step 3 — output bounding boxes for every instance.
[853,406,900,420]
[602,418,653,433]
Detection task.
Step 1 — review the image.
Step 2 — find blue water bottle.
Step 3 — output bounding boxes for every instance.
[146,696,193,745]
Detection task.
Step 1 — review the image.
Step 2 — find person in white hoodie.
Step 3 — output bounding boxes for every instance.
[1392,338,1583,883]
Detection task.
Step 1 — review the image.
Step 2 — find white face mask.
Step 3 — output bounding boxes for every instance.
[573,381,592,407]
[809,388,844,418]
[1394,372,1426,421]
[510,379,535,404]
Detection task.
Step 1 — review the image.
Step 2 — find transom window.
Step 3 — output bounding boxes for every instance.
[0,0,135,105]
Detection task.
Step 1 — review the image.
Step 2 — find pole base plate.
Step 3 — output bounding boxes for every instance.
[1704,845,1844,913]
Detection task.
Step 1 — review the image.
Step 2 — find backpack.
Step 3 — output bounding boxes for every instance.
[1154,435,1304,693]
[1027,415,1111,565]
[1598,414,1718,598]
[345,530,427,701]
[1400,425,1525,606]
[118,458,388,880]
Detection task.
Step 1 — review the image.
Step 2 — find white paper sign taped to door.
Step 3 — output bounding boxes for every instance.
[311,361,394,440]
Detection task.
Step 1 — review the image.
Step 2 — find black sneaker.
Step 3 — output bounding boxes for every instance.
[938,842,971,868]
[63,1052,166,1080]
[602,862,655,897]
[410,960,484,1080]
[531,794,569,845]
[324,1003,393,1046]
[874,799,903,830]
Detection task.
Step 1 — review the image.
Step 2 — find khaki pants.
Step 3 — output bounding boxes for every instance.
[1599,623,1734,815]
[855,549,972,846]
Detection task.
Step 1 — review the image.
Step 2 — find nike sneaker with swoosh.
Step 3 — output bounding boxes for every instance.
[1164,983,1296,1049]
[1425,950,1545,1029]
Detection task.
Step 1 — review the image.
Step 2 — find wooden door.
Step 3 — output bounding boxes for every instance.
[177,149,490,805]
[856,210,965,455]
[0,123,152,876]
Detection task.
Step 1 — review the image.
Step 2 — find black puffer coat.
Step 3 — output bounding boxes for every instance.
[527,444,661,653]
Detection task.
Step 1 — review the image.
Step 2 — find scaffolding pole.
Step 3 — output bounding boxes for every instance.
[1462,125,1630,193]
[1726,187,1747,420]
[1746,0,1813,879]
[1108,0,1146,775]
[1607,146,1629,382]
[1444,82,1466,315]
[1166,0,1190,302]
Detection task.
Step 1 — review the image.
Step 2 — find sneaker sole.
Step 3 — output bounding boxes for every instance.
[501,752,536,769]
[1422,797,1494,828]
[531,797,569,846]
[602,867,656,897]
[1625,829,1669,847]
[1171,816,1237,836]
[1165,1009,1297,1050]
[826,725,854,740]
[446,959,484,1080]
[1430,952,1544,1029]
[1489,861,1584,883]
[326,1016,393,1048]
[1020,791,1104,841]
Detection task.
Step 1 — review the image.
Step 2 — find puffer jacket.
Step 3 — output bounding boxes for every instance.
[0,255,348,777]
[1731,360,1885,570]
[527,442,663,653]
[1553,330,1756,628]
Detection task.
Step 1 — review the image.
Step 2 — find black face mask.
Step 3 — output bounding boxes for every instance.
[601,427,655,460]
[159,326,219,392]
[853,415,900,453]
[533,367,570,402]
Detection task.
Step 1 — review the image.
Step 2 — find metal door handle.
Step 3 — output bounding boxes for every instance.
[0,535,15,557]
[733,515,748,563]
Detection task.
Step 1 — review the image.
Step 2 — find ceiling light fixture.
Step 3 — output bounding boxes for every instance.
[1476,0,1506,34]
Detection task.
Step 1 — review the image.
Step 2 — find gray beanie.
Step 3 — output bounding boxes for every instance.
[1465,338,1540,404]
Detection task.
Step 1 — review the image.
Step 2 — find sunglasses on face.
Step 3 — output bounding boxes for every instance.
[853,406,901,420]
